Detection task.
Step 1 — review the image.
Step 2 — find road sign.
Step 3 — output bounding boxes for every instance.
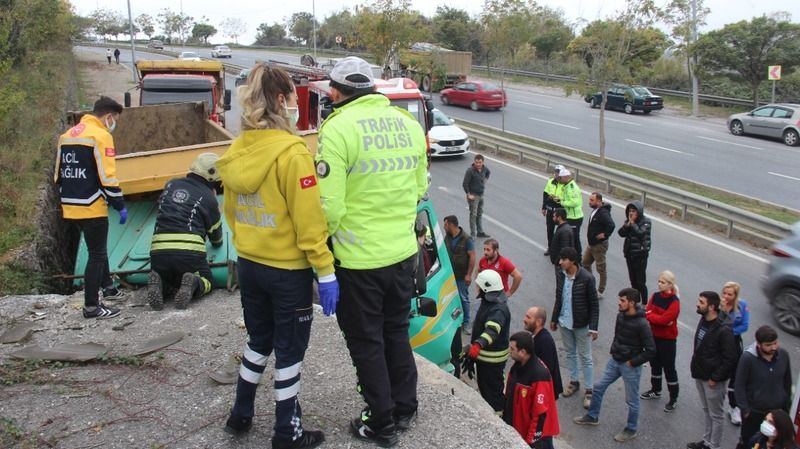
[335,35,342,44]
[768,65,782,80]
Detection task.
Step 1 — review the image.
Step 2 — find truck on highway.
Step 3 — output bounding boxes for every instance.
[128,60,232,127]
[387,42,472,93]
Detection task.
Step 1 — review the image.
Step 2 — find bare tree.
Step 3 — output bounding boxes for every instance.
[220,18,247,44]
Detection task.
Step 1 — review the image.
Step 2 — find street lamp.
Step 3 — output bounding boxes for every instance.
[127,0,138,83]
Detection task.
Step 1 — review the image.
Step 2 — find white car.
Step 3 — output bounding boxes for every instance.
[428,109,469,157]
[177,51,201,61]
[210,45,232,58]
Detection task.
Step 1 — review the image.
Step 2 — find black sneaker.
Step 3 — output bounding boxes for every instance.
[640,390,661,400]
[394,409,417,431]
[476,232,490,238]
[83,303,120,319]
[272,430,324,449]
[573,414,599,426]
[174,273,195,310]
[148,271,164,311]
[223,413,252,436]
[664,401,677,413]
[350,417,398,448]
[102,287,125,301]
[687,441,710,449]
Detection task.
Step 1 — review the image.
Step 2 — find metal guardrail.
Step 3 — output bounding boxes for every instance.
[457,119,793,243]
[471,65,761,108]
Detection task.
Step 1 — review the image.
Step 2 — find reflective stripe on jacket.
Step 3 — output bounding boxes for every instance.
[317,93,428,269]
[54,114,124,219]
[150,174,222,254]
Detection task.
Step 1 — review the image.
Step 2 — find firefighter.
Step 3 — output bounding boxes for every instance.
[316,56,428,447]
[463,269,511,416]
[147,152,223,310]
[55,96,126,319]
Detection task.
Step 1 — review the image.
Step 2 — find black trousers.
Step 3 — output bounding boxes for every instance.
[728,334,744,407]
[650,338,679,400]
[336,255,418,427]
[476,361,506,413]
[625,254,648,304]
[568,217,584,256]
[233,258,314,440]
[151,251,213,300]
[737,410,767,449]
[73,217,113,308]
[545,208,555,249]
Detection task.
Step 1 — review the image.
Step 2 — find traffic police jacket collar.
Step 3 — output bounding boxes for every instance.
[332,91,383,109]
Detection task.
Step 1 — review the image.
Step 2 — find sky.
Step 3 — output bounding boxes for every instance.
[70,0,799,45]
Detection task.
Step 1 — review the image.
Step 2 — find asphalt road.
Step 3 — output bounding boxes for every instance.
[429,153,799,449]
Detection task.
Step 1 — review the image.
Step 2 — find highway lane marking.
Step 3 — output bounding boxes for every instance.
[528,117,580,130]
[516,101,553,109]
[625,139,695,156]
[696,136,764,150]
[464,151,768,264]
[591,115,642,126]
[769,171,800,182]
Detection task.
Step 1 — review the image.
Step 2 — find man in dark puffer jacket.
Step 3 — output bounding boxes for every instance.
[574,288,655,443]
[618,201,652,304]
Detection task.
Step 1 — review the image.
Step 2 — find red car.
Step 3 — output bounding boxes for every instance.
[440,81,507,111]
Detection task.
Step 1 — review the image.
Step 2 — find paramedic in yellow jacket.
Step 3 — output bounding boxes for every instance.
[217,63,335,449]
[55,96,126,320]
[315,56,428,447]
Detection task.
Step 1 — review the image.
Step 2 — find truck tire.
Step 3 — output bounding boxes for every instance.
[422,75,432,92]
[123,92,131,108]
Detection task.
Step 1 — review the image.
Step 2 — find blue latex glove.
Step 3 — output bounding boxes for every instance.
[119,207,128,225]
[318,273,339,316]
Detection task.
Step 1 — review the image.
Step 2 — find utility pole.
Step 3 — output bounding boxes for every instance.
[312,0,317,60]
[126,0,138,83]
[690,0,699,116]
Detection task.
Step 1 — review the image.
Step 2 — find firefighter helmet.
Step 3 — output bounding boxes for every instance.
[190,153,220,182]
[475,269,504,293]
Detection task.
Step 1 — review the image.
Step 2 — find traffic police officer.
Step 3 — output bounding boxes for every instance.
[558,168,585,256]
[541,164,564,255]
[147,153,223,310]
[55,96,126,319]
[316,56,428,448]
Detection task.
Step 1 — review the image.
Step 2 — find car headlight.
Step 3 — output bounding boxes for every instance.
[428,138,438,145]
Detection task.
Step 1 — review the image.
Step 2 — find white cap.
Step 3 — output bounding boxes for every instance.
[559,168,572,177]
[190,152,220,182]
[475,270,504,293]
[553,164,565,172]
[330,57,375,89]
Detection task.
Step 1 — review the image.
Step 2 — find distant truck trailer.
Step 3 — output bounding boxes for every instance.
[388,42,472,92]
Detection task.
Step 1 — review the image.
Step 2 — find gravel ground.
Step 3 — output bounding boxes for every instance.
[0,290,537,449]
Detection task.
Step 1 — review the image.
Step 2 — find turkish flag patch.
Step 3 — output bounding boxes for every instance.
[69,124,86,137]
[300,175,317,189]
[105,147,116,156]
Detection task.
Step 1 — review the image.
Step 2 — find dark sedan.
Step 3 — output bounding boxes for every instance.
[440,81,507,111]
[585,84,663,114]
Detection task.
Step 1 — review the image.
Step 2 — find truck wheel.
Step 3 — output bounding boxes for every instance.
[422,75,432,92]
[123,92,131,108]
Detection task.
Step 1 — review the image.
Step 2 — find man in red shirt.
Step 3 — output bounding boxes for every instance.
[478,238,523,298]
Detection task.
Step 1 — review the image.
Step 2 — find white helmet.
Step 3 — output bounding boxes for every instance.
[190,153,220,182]
[475,269,504,293]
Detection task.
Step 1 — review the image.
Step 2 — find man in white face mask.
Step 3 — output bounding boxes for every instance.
[55,96,127,319]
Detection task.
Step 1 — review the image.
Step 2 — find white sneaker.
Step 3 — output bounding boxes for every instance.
[730,406,742,426]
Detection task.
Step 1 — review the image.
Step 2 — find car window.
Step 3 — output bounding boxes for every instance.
[773,108,793,119]
[463,83,476,91]
[481,82,499,90]
[752,107,775,118]
[416,209,440,279]
[432,110,451,126]
[632,87,653,96]
[455,84,467,91]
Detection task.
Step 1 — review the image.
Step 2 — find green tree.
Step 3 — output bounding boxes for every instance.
[432,6,474,51]
[219,17,246,44]
[288,12,316,47]
[318,9,360,49]
[693,14,800,106]
[530,7,573,63]
[480,0,535,66]
[192,23,217,44]
[254,22,287,46]
[158,8,192,44]
[71,15,95,39]
[356,0,429,67]
[663,0,709,115]
[90,8,121,38]
[136,13,156,39]
[567,0,667,163]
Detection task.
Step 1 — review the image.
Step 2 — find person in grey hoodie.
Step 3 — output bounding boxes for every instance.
[618,201,652,304]
[734,325,792,449]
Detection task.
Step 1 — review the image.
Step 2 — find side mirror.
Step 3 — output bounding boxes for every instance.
[123,91,131,108]
[224,89,232,111]
[416,296,437,317]
[425,99,434,132]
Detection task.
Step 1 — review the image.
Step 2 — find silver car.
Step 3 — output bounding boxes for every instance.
[762,221,800,336]
[727,103,800,146]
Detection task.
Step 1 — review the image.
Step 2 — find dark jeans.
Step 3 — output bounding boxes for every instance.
[545,209,555,249]
[737,410,767,449]
[73,217,113,308]
[650,338,679,401]
[336,255,418,427]
[233,258,314,440]
[625,254,648,304]
[151,251,213,300]
[568,217,584,256]
[476,361,506,413]
[532,437,555,449]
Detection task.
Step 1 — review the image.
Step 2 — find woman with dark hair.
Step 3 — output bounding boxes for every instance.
[748,409,798,449]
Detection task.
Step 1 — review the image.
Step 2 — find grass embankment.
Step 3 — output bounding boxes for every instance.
[0,50,76,294]
[461,121,800,225]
